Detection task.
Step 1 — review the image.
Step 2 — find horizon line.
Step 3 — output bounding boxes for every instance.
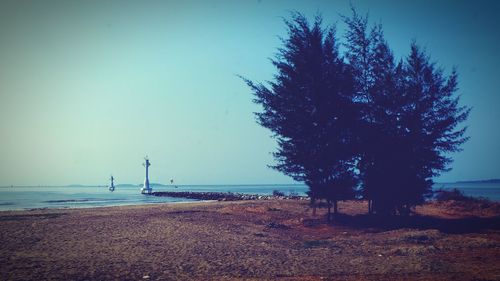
[2,178,500,188]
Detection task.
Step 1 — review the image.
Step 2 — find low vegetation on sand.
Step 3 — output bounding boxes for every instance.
[434,188,489,203]
[431,188,500,216]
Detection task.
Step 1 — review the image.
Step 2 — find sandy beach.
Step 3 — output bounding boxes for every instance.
[0,199,499,280]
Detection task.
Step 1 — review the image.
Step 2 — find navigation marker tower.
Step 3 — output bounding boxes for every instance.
[141,157,152,194]
[109,175,115,192]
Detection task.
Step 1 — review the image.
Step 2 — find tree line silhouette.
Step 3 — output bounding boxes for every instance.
[242,9,470,219]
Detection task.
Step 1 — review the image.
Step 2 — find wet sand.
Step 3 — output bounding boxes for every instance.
[0,199,499,280]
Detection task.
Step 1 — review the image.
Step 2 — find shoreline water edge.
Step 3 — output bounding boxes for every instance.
[0,183,499,211]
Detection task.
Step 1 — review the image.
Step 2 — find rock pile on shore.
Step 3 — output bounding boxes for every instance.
[150,191,308,201]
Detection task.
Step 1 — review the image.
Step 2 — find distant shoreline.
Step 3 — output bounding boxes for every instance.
[2,180,500,188]
[454,179,500,184]
[0,183,305,188]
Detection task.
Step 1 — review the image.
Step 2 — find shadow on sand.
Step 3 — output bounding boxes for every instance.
[325,213,500,234]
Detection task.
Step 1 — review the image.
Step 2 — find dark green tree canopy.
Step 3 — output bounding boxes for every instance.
[343,9,470,214]
[242,13,359,208]
[242,9,470,216]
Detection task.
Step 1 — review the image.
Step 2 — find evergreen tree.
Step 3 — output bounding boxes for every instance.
[362,25,408,214]
[344,9,470,214]
[242,13,359,220]
[343,10,396,214]
[244,8,470,216]
[393,43,470,213]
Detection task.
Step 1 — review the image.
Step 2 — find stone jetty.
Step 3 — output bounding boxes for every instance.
[150,191,308,201]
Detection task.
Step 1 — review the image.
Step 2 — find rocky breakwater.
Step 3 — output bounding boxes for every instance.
[150,191,308,201]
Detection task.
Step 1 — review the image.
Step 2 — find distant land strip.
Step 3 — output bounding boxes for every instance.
[455,179,500,184]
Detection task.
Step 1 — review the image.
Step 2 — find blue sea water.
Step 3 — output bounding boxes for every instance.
[0,183,498,211]
[0,184,308,211]
[0,185,194,211]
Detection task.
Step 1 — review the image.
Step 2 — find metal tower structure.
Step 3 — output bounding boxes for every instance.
[109,175,115,192]
[141,157,152,194]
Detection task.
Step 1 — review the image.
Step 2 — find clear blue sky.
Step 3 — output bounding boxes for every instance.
[0,0,498,185]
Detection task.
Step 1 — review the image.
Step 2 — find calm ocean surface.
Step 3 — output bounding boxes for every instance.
[0,183,498,211]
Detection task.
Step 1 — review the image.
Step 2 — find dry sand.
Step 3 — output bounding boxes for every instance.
[0,199,499,280]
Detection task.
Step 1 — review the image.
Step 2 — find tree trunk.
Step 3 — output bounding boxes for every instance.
[368,199,373,214]
[327,200,331,222]
[311,197,317,216]
[333,200,338,214]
